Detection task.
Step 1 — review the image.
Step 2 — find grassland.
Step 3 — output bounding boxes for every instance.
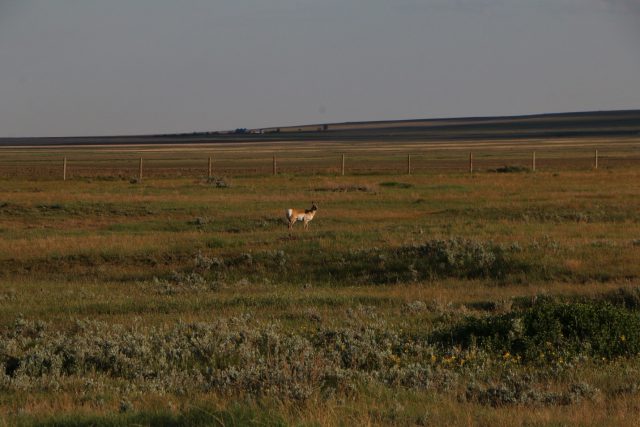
[1,136,640,426]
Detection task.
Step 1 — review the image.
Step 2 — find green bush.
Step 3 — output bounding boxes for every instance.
[441,301,640,361]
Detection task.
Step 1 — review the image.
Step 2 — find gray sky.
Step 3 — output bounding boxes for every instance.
[0,0,638,137]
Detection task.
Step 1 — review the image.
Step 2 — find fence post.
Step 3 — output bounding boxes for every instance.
[407,154,412,175]
[341,154,345,176]
[469,152,473,174]
[594,149,598,169]
[63,157,67,181]
[208,156,212,179]
[273,154,277,175]
[138,157,143,182]
[532,151,536,172]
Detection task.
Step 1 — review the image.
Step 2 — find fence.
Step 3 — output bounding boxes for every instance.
[0,147,639,180]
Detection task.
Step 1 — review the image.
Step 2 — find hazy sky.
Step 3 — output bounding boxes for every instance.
[0,0,638,137]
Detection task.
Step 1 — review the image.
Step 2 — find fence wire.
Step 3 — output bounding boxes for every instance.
[0,148,638,180]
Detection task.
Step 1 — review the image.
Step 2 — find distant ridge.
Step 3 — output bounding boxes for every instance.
[258,109,640,133]
[1,109,639,146]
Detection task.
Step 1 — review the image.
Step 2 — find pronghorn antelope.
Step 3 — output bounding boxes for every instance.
[286,202,318,231]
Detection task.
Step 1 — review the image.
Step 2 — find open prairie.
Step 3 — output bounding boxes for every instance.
[1,131,640,426]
